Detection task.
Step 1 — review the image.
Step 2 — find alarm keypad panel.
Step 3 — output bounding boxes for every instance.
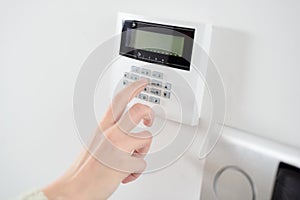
[122,65,173,104]
[111,13,212,126]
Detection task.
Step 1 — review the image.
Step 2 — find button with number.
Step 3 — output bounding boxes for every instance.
[149,96,160,104]
[152,71,163,79]
[164,82,172,90]
[162,91,171,98]
[131,66,140,73]
[150,88,161,96]
[141,68,151,76]
[129,73,139,81]
[138,93,148,101]
[150,79,163,87]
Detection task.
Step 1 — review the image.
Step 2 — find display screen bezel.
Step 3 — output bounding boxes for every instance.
[119,20,195,71]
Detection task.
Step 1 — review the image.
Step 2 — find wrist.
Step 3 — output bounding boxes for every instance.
[42,156,124,200]
[42,179,72,200]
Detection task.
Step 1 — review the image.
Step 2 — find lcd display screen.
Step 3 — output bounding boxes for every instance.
[120,20,195,70]
[127,29,185,57]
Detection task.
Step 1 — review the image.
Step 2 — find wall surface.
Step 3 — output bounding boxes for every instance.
[0,0,300,199]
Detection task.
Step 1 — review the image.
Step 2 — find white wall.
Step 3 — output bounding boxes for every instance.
[0,0,300,199]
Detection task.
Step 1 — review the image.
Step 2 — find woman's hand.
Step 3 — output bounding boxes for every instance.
[42,79,154,200]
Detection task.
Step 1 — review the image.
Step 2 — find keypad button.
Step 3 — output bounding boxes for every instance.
[138,93,148,101]
[152,71,163,79]
[149,96,160,104]
[162,91,171,98]
[150,88,161,96]
[131,66,140,73]
[124,72,129,78]
[150,79,163,87]
[164,82,172,90]
[129,73,139,81]
[123,79,129,86]
[141,68,151,76]
[123,66,170,105]
[143,87,149,93]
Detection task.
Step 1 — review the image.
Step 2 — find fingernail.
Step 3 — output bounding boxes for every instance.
[139,78,148,84]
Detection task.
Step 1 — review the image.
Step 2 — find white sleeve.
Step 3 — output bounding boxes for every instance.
[17,189,48,200]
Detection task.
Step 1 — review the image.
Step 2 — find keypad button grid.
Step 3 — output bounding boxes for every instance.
[121,66,173,104]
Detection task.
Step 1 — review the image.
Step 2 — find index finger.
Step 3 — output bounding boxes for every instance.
[102,79,148,128]
[116,103,154,133]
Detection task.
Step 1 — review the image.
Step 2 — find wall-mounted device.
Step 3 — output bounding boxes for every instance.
[109,13,212,126]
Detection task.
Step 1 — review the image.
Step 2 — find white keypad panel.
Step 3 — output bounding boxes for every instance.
[122,65,173,105]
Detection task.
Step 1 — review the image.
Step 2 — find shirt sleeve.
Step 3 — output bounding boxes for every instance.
[17,189,48,200]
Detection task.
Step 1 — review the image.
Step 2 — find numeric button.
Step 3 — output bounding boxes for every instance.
[149,96,160,104]
[152,71,163,79]
[138,93,148,101]
[150,88,161,96]
[129,73,139,81]
[131,66,140,73]
[141,68,151,76]
[150,79,163,87]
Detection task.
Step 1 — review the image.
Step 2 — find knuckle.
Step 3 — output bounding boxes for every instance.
[105,126,123,144]
[104,129,117,143]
